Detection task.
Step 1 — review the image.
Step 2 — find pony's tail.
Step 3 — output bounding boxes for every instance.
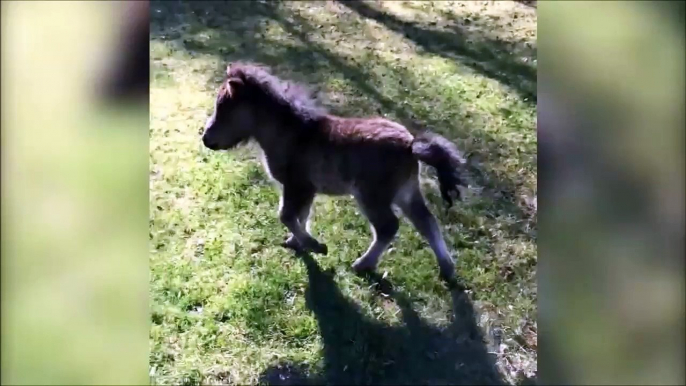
[411,131,468,208]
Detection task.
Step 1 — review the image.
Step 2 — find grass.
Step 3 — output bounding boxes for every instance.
[150,1,537,385]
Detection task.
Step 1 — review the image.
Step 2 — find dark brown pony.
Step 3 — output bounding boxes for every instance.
[202,62,468,282]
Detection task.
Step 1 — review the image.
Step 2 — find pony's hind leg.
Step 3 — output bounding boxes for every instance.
[397,184,456,281]
[351,194,399,274]
[279,185,327,254]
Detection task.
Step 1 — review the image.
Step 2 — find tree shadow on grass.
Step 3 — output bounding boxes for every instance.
[258,252,505,385]
[515,0,538,8]
[336,0,537,105]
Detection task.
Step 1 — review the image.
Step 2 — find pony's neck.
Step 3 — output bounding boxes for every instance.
[251,108,292,154]
[247,90,328,152]
[252,123,281,154]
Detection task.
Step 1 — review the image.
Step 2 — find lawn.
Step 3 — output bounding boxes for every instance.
[150,1,537,385]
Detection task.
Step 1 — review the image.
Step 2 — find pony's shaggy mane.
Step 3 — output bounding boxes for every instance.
[226,62,328,124]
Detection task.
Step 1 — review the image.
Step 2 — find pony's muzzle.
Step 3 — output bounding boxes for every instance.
[202,134,219,150]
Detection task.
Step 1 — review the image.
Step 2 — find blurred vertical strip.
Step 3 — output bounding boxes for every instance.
[99,1,150,105]
[538,1,685,385]
[1,1,149,384]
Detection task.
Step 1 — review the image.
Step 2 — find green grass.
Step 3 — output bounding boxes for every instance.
[150,1,537,384]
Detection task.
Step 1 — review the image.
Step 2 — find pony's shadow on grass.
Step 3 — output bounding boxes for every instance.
[258,252,505,385]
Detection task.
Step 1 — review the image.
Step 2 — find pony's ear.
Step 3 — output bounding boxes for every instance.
[228,77,244,87]
[222,77,244,99]
[226,63,232,76]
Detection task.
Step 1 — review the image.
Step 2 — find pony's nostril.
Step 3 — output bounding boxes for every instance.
[198,127,205,135]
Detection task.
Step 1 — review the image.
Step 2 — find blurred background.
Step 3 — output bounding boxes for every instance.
[0,0,683,385]
[538,1,684,384]
[1,1,149,384]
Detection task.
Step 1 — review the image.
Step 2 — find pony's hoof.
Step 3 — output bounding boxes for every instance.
[446,278,468,292]
[281,236,302,252]
[306,240,328,255]
[439,268,455,281]
[351,257,377,274]
[439,260,456,279]
[438,264,456,283]
[440,270,468,292]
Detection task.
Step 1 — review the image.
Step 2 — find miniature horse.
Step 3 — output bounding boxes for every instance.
[202,63,468,282]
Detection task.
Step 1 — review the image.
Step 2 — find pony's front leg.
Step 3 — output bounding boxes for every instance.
[283,199,313,250]
[278,185,327,255]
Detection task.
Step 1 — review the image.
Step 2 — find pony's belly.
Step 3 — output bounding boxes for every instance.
[312,177,353,196]
[308,165,353,195]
